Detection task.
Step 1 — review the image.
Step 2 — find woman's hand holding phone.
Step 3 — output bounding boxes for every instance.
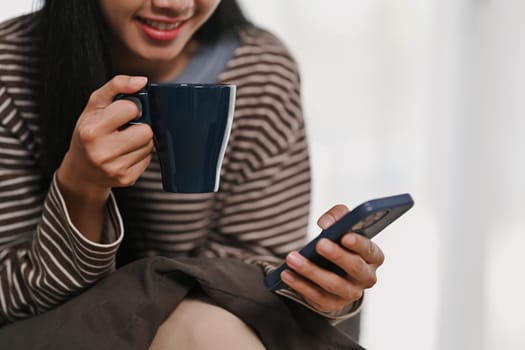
[280,204,385,314]
[265,193,413,313]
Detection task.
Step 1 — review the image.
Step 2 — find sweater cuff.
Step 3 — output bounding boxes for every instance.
[261,259,363,323]
[49,173,123,275]
[275,287,363,324]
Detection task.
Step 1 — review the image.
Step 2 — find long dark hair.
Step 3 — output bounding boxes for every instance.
[36,0,250,182]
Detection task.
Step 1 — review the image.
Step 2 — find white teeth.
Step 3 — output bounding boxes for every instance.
[143,19,181,31]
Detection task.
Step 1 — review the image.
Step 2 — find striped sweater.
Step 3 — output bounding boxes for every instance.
[0,14,312,323]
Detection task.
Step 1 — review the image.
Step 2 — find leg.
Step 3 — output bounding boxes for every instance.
[149,295,266,350]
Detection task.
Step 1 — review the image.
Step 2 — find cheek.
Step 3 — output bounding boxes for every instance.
[196,0,221,17]
[99,1,139,33]
[102,15,139,49]
[103,15,132,44]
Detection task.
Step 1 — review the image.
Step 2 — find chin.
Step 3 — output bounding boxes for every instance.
[138,44,186,61]
[144,53,180,62]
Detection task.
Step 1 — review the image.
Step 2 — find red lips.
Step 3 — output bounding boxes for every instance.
[137,17,187,42]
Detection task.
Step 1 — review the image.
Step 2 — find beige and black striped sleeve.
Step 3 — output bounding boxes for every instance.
[0,83,124,325]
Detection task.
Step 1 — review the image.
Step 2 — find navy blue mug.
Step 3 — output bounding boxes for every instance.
[116,83,236,193]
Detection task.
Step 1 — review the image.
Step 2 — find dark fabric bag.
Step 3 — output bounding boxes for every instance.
[0,257,364,350]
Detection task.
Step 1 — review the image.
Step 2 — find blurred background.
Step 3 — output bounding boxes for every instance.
[1,1,523,349]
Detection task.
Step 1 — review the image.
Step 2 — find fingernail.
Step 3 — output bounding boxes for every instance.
[318,214,336,229]
[281,270,294,282]
[129,76,147,87]
[287,252,305,267]
[344,234,357,246]
[318,239,334,253]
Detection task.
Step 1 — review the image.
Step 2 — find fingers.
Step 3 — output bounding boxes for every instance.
[281,234,384,309]
[88,75,147,110]
[77,99,143,141]
[282,203,387,314]
[84,75,147,133]
[106,123,154,158]
[61,76,151,193]
[76,120,153,163]
[96,141,154,188]
[281,270,350,313]
[340,233,385,266]
[106,134,154,170]
[317,204,349,229]
[101,98,144,132]
[114,148,153,187]
[296,250,365,297]
[315,238,378,288]
[282,252,365,312]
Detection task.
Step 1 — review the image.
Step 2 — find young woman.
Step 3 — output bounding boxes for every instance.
[0,1,384,349]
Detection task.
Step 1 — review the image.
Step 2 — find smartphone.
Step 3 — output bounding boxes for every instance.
[264,193,414,290]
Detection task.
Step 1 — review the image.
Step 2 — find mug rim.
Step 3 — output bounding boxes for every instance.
[148,82,235,89]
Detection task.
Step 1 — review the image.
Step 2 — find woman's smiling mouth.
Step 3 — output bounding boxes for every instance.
[136,17,188,41]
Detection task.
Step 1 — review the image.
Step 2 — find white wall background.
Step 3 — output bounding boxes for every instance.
[1,1,523,349]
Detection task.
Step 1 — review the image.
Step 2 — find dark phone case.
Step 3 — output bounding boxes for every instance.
[264,193,414,290]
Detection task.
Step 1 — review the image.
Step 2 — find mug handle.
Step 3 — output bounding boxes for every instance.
[114,89,152,126]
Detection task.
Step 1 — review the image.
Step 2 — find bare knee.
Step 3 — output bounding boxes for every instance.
[149,297,265,350]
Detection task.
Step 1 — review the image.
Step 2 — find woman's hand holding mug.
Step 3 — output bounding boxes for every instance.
[56,75,153,242]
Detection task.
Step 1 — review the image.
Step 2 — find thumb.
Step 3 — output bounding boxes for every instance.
[88,75,147,110]
[317,204,349,229]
